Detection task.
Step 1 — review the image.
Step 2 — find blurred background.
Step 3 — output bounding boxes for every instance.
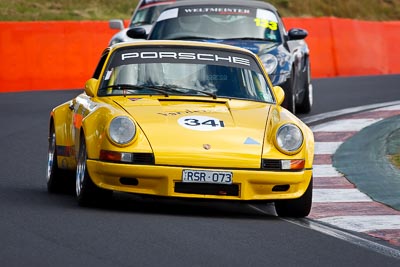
[1,0,400,21]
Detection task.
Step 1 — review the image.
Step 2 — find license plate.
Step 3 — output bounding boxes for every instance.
[182,169,233,184]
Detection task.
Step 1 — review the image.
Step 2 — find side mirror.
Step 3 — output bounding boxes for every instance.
[84,78,98,97]
[273,86,285,106]
[109,19,125,30]
[126,27,148,39]
[288,28,308,40]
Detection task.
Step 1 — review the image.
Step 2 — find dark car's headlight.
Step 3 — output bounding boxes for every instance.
[259,54,278,74]
[275,123,303,154]
[108,116,136,145]
[109,38,124,46]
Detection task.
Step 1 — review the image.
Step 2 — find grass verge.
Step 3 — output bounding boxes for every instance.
[1,0,400,21]
[389,154,400,170]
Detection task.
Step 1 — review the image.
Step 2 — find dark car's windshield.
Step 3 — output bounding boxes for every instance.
[98,46,274,103]
[149,6,281,42]
[130,4,169,27]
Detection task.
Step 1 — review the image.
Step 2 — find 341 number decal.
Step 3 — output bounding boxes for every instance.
[178,116,225,131]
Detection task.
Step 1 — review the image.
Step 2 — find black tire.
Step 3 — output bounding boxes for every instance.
[76,134,112,207]
[296,62,313,114]
[274,177,313,218]
[46,124,74,194]
[297,84,313,114]
[282,72,296,114]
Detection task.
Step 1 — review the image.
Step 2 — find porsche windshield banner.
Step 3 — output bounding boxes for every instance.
[111,47,259,71]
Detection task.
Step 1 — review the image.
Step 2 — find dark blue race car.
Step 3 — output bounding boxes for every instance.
[108,0,190,45]
[127,0,313,114]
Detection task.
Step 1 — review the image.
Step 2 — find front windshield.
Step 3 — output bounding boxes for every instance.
[150,6,281,42]
[130,5,168,27]
[98,47,274,103]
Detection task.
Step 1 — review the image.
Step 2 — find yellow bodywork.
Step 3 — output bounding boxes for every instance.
[50,40,314,201]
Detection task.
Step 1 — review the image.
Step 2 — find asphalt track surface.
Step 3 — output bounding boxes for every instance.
[1,75,399,266]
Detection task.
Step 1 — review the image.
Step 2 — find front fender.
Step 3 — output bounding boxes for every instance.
[263,106,314,168]
[51,101,76,170]
[81,106,154,160]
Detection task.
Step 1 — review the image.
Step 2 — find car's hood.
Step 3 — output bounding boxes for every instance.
[113,97,272,168]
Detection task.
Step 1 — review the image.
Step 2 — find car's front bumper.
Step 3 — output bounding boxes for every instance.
[87,160,312,201]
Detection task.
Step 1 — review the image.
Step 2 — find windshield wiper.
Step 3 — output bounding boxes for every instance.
[167,36,218,40]
[224,37,277,42]
[99,84,217,99]
[131,21,150,26]
[152,85,217,99]
[99,84,169,97]
[225,37,265,41]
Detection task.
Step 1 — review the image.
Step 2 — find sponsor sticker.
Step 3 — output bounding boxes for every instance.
[254,9,278,30]
[157,8,178,21]
[181,6,253,16]
[256,9,278,22]
[105,70,113,80]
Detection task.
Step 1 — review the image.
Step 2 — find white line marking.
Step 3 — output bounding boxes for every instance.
[302,101,400,124]
[313,189,372,203]
[318,215,400,232]
[313,165,343,177]
[283,218,400,259]
[315,142,342,154]
[311,118,381,132]
[375,104,400,111]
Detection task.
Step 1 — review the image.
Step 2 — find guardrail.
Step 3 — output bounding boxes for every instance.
[0,17,399,92]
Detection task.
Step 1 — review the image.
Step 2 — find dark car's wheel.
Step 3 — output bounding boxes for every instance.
[282,71,296,114]
[76,134,112,206]
[274,177,313,218]
[296,63,313,114]
[47,124,74,193]
[297,84,313,114]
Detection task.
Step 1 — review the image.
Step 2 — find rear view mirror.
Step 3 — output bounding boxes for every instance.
[127,27,148,39]
[84,78,98,97]
[109,19,125,30]
[273,86,285,106]
[288,28,308,40]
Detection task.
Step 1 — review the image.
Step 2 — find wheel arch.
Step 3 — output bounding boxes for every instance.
[50,103,77,170]
[79,107,113,160]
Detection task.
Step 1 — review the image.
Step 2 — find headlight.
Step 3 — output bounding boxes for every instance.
[259,54,278,74]
[109,38,123,46]
[276,124,303,153]
[109,116,136,145]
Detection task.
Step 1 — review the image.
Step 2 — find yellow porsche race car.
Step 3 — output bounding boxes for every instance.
[46,40,314,217]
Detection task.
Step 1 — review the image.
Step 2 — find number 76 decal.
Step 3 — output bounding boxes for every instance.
[178,116,225,131]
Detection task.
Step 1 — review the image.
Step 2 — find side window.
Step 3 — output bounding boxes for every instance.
[92,50,110,79]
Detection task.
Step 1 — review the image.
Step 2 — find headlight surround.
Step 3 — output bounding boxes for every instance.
[109,38,124,46]
[275,123,303,154]
[259,54,278,74]
[108,116,136,145]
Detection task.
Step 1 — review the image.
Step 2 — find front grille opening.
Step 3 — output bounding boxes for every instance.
[131,153,155,164]
[120,177,139,186]
[272,184,290,192]
[175,182,239,196]
[262,159,282,170]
